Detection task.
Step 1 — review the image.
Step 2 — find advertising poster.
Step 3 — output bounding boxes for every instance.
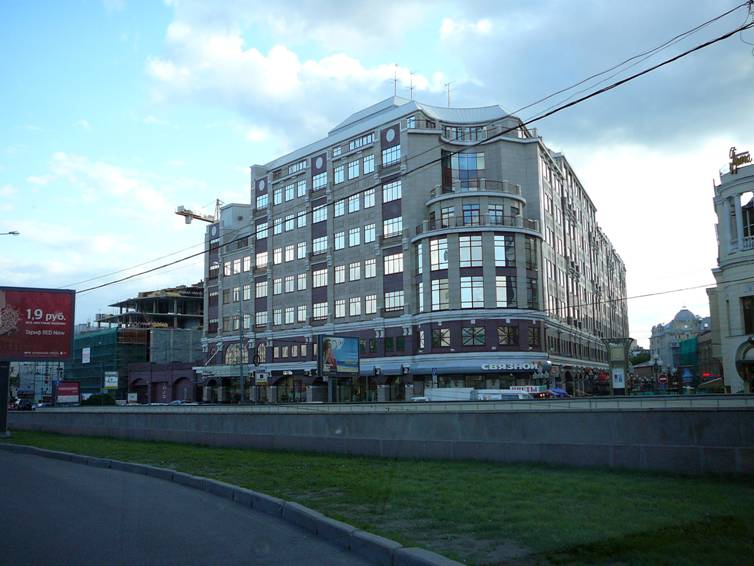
[104,371,119,389]
[319,336,359,376]
[612,368,626,389]
[56,381,80,404]
[0,287,75,361]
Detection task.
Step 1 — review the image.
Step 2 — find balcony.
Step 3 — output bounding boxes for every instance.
[415,214,539,235]
[742,236,754,250]
[380,307,404,317]
[429,178,522,199]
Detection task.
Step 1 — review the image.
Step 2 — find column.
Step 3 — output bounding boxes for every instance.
[734,196,745,246]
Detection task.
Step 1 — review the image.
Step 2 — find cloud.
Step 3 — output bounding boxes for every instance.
[0,184,15,198]
[245,126,269,142]
[439,17,492,40]
[76,119,92,131]
[26,175,51,186]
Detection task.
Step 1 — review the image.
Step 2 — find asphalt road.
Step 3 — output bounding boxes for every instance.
[0,451,370,566]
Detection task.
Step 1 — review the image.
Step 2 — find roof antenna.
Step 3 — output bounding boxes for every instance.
[445,81,454,107]
[393,64,398,97]
[409,71,415,101]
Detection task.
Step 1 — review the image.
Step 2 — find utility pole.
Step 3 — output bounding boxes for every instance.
[239,285,245,404]
[409,72,415,100]
[392,64,398,97]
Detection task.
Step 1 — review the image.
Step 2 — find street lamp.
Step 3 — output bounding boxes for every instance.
[1,231,20,236]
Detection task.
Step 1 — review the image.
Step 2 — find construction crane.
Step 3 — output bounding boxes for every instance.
[174,199,223,224]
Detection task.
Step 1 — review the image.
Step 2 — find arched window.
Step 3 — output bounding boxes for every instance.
[224,343,249,365]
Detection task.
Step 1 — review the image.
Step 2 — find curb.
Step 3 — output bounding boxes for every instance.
[0,442,464,566]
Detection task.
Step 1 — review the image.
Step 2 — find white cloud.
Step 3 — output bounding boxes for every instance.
[76,119,92,131]
[0,184,15,197]
[245,126,268,142]
[440,17,492,40]
[27,175,51,186]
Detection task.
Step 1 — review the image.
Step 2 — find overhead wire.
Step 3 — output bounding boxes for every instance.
[75,15,754,297]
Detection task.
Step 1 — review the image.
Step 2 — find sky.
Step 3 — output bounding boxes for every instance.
[1,0,753,346]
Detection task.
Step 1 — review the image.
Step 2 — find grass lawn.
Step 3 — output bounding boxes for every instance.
[5,431,754,565]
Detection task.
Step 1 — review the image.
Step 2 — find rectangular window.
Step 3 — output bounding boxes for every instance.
[384,290,404,311]
[365,258,376,278]
[349,297,361,316]
[432,328,450,347]
[744,296,754,334]
[496,275,517,307]
[273,218,282,235]
[273,278,282,295]
[273,309,282,326]
[313,268,328,288]
[285,184,294,201]
[497,325,519,346]
[364,188,375,208]
[348,194,360,213]
[494,235,516,267]
[273,248,282,265]
[288,159,306,175]
[255,311,267,326]
[256,194,268,209]
[383,217,402,238]
[297,305,307,322]
[363,154,375,174]
[461,276,484,308]
[297,179,306,197]
[459,235,483,267]
[382,180,401,202]
[528,326,541,349]
[418,281,424,312]
[383,252,403,275]
[463,203,480,225]
[440,207,454,228]
[284,275,295,293]
[243,256,251,272]
[430,238,448,270]
[364,223,376,243]
[365,294,377,314]
[431,279,449,311]
[312,172,327,191]
[255,251,268,268]
[525,236,538,270]
[285,244,294,262]
[297,272,307,290]
[349,133,375,151]
[462,326,485,346]
[334,199,345,216]
[489,204,505,225]
[333,146,342,157]
[232,287,240,302]
[243,284,251,301]
[335,299,345,318]
[255,280,268,298]
[335,264,345,284]
[233,259,241,274]
[257,222,268,239]
[417,244,423,274]
[348,160,359,180]
[334,165,345,185]
[285,307,294,324]
[349,227,360,247]
[313,205,327,223]
[349,261,361,281]
[382,145,400,166]
[222,289,231,304]
[297,210,306,228]
[284,214,294,231]
[273,189,282,205]
[313,236,327,254]
[223,261,231,276]
[334,231,345,250]
[313,302,328,320]
[297,241,307,259]
[527,277,539,309]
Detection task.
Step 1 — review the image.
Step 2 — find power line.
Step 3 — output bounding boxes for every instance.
[69,4,750,291]
[76,17,754,295]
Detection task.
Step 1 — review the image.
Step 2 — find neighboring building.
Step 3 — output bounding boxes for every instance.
[96,282,203,330]
[708,152,754,393]
[200,97,628,402]
[649,308,710,374]
[697,330,722,381]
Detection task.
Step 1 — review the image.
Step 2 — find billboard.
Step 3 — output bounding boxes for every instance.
[104,371,118,389]
[56,381,80,404]
[319,336,359,377]
[0,287,75,361]
[612,368,625,389]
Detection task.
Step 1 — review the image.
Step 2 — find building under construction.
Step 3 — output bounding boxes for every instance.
[96,282,203,330]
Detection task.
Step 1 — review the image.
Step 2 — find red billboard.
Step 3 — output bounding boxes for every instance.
[56,381,80,404]
[0,287,75,361]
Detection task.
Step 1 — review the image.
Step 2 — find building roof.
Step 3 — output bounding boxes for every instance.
[673,308,697,323]
[262,96,512,171]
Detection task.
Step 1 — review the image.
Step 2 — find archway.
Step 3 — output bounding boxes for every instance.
[172,377,192,402]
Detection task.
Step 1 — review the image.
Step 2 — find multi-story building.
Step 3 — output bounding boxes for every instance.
[96,283,204,330]
[199,97,628,402]
[649,308,711,375]
[707,150,754,393]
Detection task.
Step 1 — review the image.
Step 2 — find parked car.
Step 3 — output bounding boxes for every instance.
[15,399,34,411]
